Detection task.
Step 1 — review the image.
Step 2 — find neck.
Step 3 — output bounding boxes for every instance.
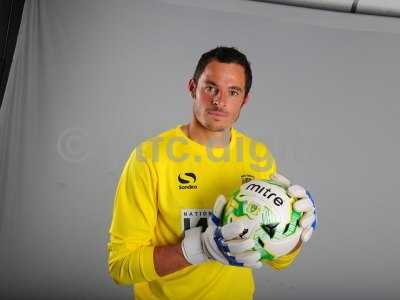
[182,118,231,147]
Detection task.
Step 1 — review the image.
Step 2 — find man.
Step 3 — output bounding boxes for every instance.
[107,47,316,300]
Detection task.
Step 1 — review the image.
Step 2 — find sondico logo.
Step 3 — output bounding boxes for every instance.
[245,183,284,207]
[178,172,197,190]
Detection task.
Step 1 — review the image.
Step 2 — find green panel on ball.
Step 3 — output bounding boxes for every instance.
[222,179,303,262]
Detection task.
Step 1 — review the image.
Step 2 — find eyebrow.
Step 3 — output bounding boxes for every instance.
[204,80,217,86]
[229,86,243,92]
[204,80,243,92]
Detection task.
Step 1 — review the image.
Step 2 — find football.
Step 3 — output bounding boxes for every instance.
[222,179,302,261]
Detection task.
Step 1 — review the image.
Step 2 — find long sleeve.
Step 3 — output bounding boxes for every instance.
[264,243,302,271]
[107,148,161,284]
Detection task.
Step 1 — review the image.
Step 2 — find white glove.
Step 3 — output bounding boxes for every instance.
[181,195,262,269]
[271,173,317,243]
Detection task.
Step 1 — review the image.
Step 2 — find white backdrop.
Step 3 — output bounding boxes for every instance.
[1,1,400,299]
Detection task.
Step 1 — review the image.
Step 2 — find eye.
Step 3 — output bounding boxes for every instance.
[229,90,239,97]
[205,85,217,94]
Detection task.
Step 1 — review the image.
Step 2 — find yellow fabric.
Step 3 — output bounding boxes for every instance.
[108,125,301,300]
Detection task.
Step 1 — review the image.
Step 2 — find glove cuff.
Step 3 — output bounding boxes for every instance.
[181,227,208,265]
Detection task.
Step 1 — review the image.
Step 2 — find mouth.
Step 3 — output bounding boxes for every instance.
[207,110,228,118]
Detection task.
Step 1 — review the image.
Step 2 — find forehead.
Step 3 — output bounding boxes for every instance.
[199,60,246,88]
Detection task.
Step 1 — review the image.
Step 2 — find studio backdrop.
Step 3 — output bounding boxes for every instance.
[1,1,400,299]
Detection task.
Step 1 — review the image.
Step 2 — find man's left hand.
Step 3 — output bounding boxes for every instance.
[271,173,317,243]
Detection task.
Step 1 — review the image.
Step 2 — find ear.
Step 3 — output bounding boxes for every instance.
[188,79,196,99]
[241,92,250,108]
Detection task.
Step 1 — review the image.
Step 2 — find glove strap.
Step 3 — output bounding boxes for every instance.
[306,190,317,230]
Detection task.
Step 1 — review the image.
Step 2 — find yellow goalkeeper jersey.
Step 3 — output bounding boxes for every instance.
[108,125,301,300]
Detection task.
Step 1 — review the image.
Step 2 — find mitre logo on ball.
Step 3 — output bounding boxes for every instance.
[222,179,303,261]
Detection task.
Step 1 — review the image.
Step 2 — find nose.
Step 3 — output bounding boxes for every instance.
[211,91,226,108]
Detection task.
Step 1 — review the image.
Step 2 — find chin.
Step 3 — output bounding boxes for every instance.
[205,121,232,132]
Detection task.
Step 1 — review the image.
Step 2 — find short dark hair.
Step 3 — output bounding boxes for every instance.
[192,46,252,97]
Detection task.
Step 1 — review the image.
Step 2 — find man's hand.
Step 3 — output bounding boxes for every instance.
[181,195,262,269]
[271,173,317,243]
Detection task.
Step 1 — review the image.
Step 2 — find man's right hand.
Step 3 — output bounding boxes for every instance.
[181,195,262,269]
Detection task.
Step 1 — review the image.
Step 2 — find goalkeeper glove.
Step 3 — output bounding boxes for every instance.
[181,195,262,269]
[271,173,317,243]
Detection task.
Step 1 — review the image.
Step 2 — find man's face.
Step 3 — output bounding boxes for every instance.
[188,60,249,132]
